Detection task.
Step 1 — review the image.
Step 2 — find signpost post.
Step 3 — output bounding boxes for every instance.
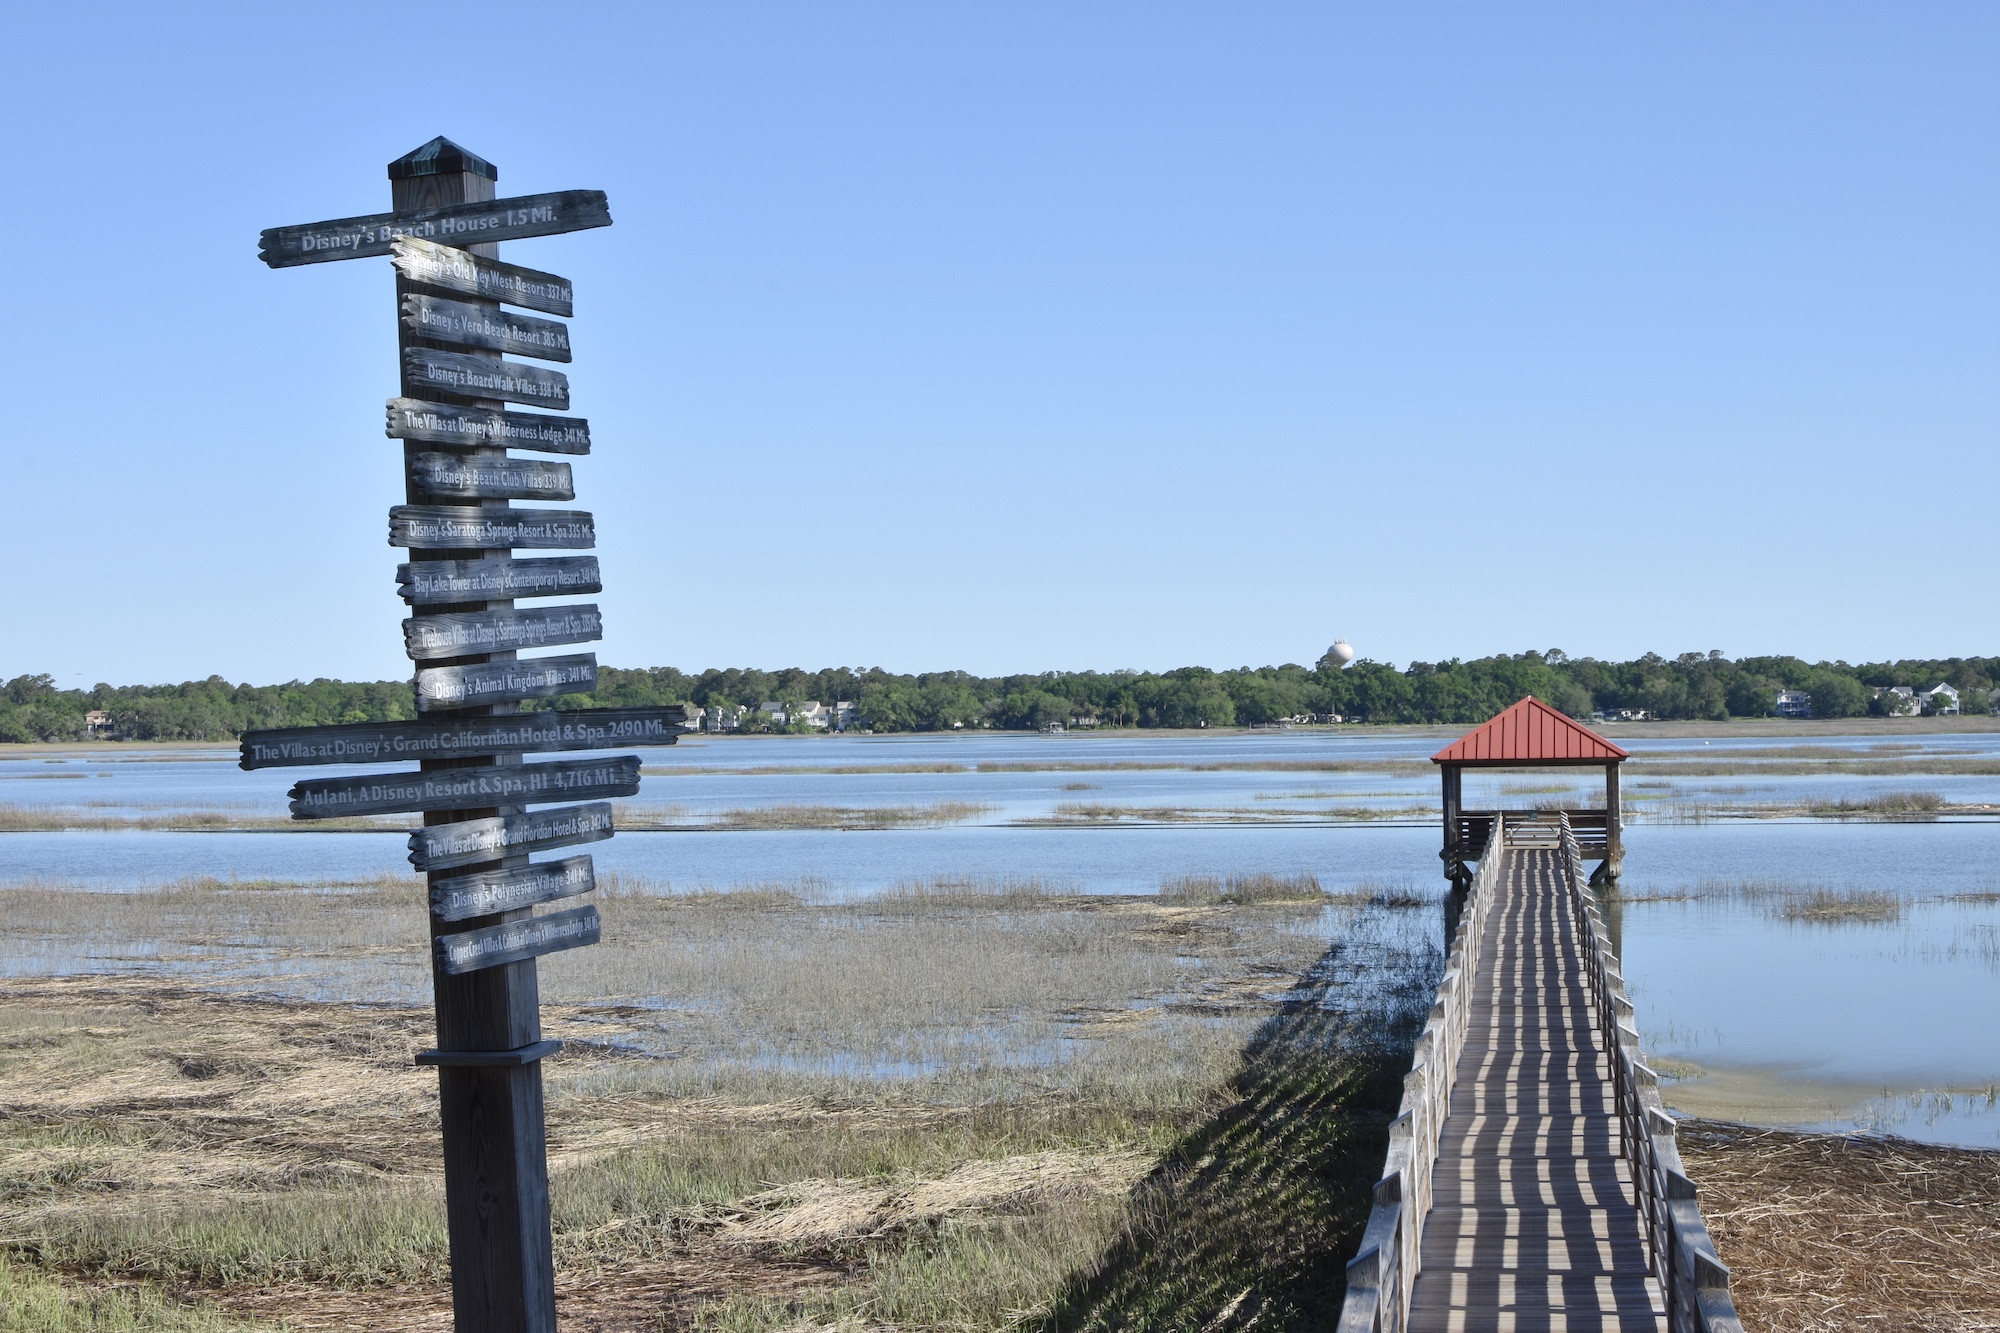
[253,137,667,1333]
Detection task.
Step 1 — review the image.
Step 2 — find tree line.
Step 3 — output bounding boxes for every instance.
[2,651,1992,743]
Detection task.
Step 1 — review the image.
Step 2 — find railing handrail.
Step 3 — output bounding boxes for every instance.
[1557,813,1745,1333]
[1336,813,1504,1333]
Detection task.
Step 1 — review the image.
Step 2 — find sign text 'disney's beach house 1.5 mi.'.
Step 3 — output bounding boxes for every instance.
[258,188,611,267]
[251,137,681,1333]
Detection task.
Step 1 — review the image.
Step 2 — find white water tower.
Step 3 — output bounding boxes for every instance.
[1327,639,1355,667]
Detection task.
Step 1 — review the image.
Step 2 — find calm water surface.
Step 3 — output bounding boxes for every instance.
[4,729,1997,1145]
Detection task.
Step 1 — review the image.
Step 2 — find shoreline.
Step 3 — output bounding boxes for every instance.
[6,712,2000,757]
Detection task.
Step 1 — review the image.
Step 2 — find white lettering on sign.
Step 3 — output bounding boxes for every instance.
[408,803,617,871]
[435,905,599,974]
[385,399,591,453]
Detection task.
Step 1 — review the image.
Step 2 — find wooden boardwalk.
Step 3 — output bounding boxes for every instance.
[1406,845,1667,1332]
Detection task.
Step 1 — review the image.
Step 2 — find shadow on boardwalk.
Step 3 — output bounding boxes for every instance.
[1044,935,1437,1332]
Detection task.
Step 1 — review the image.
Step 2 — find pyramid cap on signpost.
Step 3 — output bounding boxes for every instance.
[1431,696,1628,766]
[388,137,497,183]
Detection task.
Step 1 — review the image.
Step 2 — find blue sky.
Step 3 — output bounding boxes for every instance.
[4,4,1993,687]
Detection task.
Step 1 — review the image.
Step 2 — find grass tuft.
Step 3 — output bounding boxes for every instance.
[1158,874,1326,905]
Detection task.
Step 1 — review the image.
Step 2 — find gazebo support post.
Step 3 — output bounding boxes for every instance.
[1439,762,1470,943]
[1591,761,1623,890]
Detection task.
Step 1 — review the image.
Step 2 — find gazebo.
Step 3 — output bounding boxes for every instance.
[1432,696,1629,893]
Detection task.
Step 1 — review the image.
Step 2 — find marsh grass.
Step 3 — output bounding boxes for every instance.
[1036,802,1432,827]
[613,803,992,831]
[638,759,1438,779]
[1648,788,1965,825]
[1774,888,1904,924]
[1340,878,1432,909]
[1621,877,1913,925]
[709,803,993,831]
[1158,873,1325,905]
[1628,758,2000,778]
[1802,790,1945,816]
[877,874,1082,905]
[0,804,403,833]
[0,874,1436,1329]
[1042,803,1219,824]
[29,1182,451,1288]
[641,762,975,777]
[0,1253,253,1332]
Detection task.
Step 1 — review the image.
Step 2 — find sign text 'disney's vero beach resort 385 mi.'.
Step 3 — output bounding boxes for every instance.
[250,137,682,1333]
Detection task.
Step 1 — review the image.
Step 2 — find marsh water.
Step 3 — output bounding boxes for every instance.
[5,727,1998,1146]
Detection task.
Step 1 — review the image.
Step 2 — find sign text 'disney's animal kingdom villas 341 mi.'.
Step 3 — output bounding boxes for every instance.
[250,137,685,1333]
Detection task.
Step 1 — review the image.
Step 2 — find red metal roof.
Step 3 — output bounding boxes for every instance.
[1431,696,1629,765]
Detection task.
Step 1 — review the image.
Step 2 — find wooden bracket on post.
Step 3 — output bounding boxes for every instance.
[416,1040,563,1068]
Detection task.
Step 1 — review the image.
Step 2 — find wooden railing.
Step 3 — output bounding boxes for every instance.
[1458,809,1608,860]
[1558,813,1745,1333]
[1336,814,1504,1333]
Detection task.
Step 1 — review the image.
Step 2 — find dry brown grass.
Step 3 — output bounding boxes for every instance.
[1681,1119,2000,1332]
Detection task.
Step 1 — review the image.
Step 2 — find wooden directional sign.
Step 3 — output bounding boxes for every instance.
[289,754,640,819]
[404,604,602,660]
[403,295,572,363]
[415,653,596,711]
[435,904,600,976]
[430,855,595,923]
[392,236,574,316]
[262,142,621,1333]
[240,709,683,770]
[404,347,569,409]
[387,398,590,455]
[412,453,574,501]
[409,801,615,872]
[389,505,594,550]
[260,189,612,268]
[397,555,601,605]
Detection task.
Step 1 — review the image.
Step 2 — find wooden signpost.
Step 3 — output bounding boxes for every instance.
[254,137,668,1333]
